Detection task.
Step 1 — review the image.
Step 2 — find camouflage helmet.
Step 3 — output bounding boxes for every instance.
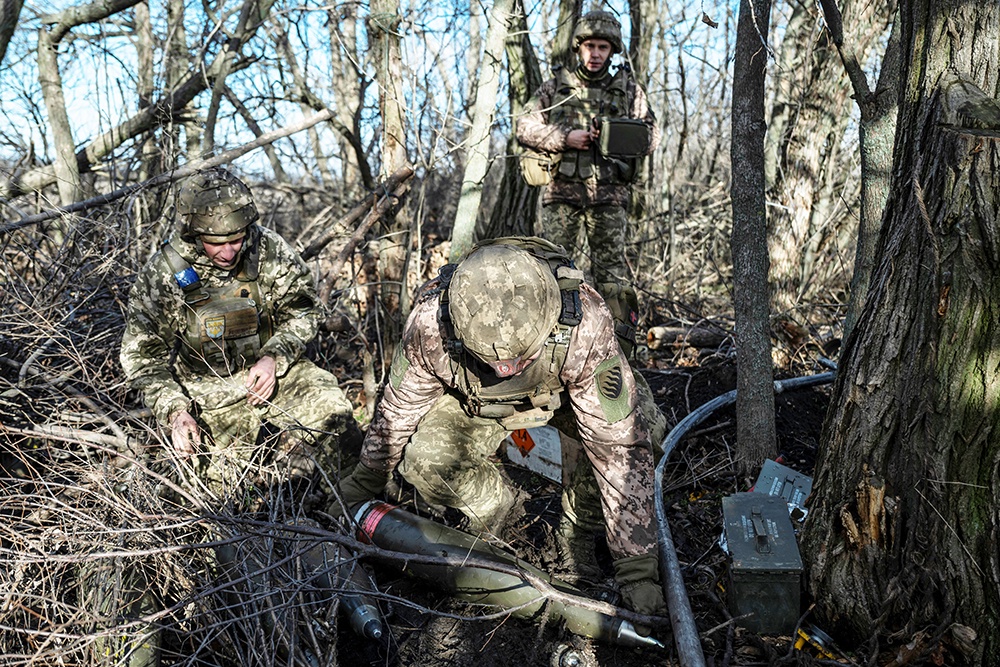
[572,10,623,54]
[177,167,259,243]
[449,244,561,367]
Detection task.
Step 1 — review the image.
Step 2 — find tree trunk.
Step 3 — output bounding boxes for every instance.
[730,0,775,480]
[482,0,542,240]
[0,0,22,67]
[37,26,83,211]
[803,3,1000,661]
[841,13,901,343]
[450,0,513,262]
[371,0,409,363]
[329,4,364,207]
[551,0,583,71]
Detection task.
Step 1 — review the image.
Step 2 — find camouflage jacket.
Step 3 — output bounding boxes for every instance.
[516,66,660,208]
[361,282,657,558]
[120,226,321,424]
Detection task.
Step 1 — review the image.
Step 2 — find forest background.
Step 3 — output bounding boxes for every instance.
[3,0,999,665]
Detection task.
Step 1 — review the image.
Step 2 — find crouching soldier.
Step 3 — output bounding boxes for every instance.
[329,237,667,619]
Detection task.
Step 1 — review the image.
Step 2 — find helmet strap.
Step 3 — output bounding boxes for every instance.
[239,224,261,281]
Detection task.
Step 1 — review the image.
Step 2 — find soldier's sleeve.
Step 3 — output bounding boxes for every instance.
[360,298,447,474]
[632,82,661,155]
[119,257,192,425]
[257,230,320,377]
[515,80,572,154]
[562,286,658,559]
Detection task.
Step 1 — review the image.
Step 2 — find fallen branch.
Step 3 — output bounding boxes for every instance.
[315,166,415,308]
[0,109,334,235]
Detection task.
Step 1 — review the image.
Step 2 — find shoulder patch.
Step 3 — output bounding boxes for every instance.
[388,344,410,390]
[594,356,632,424]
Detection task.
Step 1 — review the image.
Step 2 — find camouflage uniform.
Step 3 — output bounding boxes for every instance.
[120,226,354,491]
[360,278,660,560]
[516,65,660,289]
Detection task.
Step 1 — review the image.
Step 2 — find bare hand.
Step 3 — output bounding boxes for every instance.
[245,356,277,406]
[565,129,593,150]
[170,410,200,456]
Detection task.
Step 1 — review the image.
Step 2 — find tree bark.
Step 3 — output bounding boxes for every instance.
[551,0,583,71]
[730,0,775,479]
[450,0,513,262]
[0,0,22,67]
[803,3,1000,660]
[482,0,542,240]
[329,3,365,205]
[370,0,410,364]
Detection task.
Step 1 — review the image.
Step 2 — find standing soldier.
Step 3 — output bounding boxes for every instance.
[516,10,659,357]
[330,238,667,619]
[120,166,357,494]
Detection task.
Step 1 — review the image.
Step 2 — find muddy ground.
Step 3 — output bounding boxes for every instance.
[334,348,836,667]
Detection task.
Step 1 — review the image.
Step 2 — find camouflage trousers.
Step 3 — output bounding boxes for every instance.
[396,367,667,534]
[541,201,630,289]
[189,358,354,494]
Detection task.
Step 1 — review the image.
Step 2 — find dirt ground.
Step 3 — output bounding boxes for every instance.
[333,347,836,667]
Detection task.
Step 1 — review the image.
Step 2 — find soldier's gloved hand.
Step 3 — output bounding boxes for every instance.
[169,409,200,456]
[327,462,390,520]
[613,553,667,618]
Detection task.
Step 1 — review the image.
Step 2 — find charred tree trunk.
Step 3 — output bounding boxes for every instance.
[803,3,1000,662]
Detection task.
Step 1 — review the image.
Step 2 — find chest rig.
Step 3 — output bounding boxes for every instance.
[162,237,273,374]
[433,238,585,429]
[549,66,638,185]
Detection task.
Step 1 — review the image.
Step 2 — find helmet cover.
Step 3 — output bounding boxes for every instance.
[449,245,561,364]
[178,167,259,243]
[572,10,624,54]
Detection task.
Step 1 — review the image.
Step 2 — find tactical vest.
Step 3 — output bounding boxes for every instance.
[434,238,584,430]
[549,66,639,185]
[162,239,273,374]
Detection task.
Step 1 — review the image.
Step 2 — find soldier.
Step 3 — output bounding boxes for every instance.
[516,10,659,356]
[120,167,356,494]
[330,238,667,619]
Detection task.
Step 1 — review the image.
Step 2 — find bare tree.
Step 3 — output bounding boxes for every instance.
[803,3,1000,661]
[730,0,775,478]
[482,0,543,240]
[450,0,513,261]
[815,0,902,343]
[765,0,894,318]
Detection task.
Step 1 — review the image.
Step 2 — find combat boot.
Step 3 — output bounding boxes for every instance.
[555,515,602,585]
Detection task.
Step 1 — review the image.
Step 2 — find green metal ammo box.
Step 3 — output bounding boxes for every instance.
[722,493,803,634]
[753,458,812,511]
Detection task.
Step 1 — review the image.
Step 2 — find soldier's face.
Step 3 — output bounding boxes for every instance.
[579,39,612,72]
[201,237,245,269]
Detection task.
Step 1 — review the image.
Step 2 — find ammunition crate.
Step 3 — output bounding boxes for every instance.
[753,458,812,511]
[722,493,803,634]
